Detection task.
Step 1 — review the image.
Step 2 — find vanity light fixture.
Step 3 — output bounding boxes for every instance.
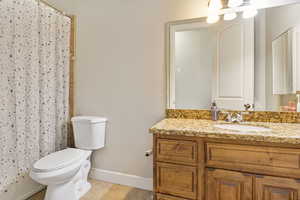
[207,0,258,23]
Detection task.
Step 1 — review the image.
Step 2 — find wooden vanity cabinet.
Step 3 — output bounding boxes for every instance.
[153,134,300,200]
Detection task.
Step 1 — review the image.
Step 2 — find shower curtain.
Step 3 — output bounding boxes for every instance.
[0,0,71,193]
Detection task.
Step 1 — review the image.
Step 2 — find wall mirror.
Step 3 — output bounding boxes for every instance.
[167,2,300,112]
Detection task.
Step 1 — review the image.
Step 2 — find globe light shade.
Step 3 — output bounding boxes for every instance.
[207,14,220,24]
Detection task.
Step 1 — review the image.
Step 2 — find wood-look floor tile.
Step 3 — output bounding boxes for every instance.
[27,179,152,200]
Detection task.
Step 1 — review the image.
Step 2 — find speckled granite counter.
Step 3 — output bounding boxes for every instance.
[150,119,300,145]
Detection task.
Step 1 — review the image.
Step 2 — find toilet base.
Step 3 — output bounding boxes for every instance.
[45,181,77,200]
[44,159,92,200]
[77,181,91,199]
[44,180,91,200]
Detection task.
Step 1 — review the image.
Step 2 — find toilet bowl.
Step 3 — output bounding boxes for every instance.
[30,116,107,200]
[30,148,92,200]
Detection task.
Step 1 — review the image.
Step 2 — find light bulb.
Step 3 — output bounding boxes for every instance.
[243,6,258,18]
[208,0,223,11]
[207,14,220,24]
[224,12,237,21]
[228,0,243,8]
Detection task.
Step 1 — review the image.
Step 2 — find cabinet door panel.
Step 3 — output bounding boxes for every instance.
[156,162,197,199]
[212,18,254,110]
[256,175,300,200]
[206,169,253,200]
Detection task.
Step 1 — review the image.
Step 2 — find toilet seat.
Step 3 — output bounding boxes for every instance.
[33,148,91,173]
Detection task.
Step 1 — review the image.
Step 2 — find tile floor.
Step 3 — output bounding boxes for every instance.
[28,179,153,200]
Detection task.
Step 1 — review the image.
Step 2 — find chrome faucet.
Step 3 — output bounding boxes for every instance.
[232,113,243,123]
[222,111,232,122]
[222,112,248,123]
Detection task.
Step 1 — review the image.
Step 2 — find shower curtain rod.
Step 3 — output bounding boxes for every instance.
[38,0,72,19]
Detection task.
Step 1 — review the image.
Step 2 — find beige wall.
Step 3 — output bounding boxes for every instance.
[46,0,208,178]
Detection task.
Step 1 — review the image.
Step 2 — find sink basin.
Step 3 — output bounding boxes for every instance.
[214,124,271,132]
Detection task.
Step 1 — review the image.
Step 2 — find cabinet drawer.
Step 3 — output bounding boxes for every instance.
[206,143,300,178]
[157,139,197,165]
[156,193,189,200]
[156,162,197,199]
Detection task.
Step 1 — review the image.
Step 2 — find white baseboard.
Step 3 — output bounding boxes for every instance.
[89,168,153,191]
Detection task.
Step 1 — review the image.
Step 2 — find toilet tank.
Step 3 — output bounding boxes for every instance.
[71,116,107,150]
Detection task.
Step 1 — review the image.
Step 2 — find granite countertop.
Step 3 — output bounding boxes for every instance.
[149,118,300,144]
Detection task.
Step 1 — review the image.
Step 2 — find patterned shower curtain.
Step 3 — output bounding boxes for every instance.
[0,0,71,193]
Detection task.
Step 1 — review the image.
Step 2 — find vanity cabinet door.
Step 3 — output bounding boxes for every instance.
[156,162,197,199]
[206,169,253,200]
[255,175,300,200]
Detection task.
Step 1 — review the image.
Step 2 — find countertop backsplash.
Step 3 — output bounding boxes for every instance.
[166,109,300,123]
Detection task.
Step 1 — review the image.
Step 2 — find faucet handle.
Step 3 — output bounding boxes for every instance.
[244,104,251,111]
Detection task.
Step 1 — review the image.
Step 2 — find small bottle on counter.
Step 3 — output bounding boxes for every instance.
[211,101,219,121]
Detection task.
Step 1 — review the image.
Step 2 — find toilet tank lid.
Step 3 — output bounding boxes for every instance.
[71,116,107,123]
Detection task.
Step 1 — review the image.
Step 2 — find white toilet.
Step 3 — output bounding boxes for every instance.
[30,116,107,200]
